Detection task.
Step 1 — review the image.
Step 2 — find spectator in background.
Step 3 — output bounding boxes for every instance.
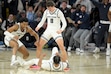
[73,5,91,53]
[90,0,110,53]
[26,2,35,23]
[16,10,26,22]
[67,5,81,52]
[75,0,94,14]
[1,14,16,31]
[59,0,71,49]
[7,0,18,16]
[69,0,76,6]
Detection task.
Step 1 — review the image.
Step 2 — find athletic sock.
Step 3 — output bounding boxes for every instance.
[11,55,16,62]
[107,43,110,49]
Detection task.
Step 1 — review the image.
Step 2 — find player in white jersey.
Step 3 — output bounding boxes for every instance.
[4,18,39,66]
[35,0,68,62]
[106,6,111,56]
[17,47,69,72]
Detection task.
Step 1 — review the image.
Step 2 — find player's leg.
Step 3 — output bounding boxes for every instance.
[106,32,111,55]
[36,37,47,58]
[17,56,39,67]
[18,46,29,59]
[54,36,67,60]
[16,40,29,59]
[36,31,51,58]
[8,40,19,66]
[106,24,111,56]
[52,33,68,61]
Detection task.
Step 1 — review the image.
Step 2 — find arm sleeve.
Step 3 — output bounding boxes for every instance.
[58,10,67,31]
[37,10,47,28]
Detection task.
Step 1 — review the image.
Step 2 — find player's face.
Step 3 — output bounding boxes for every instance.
[47,6,54,12]
[22,22,28,28]
[80,6,86,12]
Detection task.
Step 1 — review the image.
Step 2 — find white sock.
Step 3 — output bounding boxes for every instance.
[67,47,71,51]
[11,55,16,62]
[107,43,110,49]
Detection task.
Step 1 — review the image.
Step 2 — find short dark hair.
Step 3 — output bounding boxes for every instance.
[62,0,67,4]
[80,5,86,9]
[18,18,28,23]
[53,55,61,64]
[46,0,55,7]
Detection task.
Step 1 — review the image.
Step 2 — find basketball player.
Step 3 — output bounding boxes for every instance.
[106,6,111,56]
[17,47,69,71]
[4,18,39,66]
[35,0,68,62]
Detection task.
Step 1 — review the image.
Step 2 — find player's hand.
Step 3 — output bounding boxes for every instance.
[13,36,19,41]
[77,21,82,24]
[56,29,62,34]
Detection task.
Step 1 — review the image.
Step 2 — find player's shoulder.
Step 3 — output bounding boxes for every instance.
[12,23,19,29]
[56,8,63,14]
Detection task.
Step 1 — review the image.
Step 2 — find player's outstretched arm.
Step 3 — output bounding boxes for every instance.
[26,26,39,42]
[38,53,46,67]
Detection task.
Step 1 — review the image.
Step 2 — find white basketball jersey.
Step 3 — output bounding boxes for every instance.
[46,8,61,30]
[11,23,26,39]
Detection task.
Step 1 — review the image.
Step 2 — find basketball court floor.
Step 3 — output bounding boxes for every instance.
[0,47,111,74]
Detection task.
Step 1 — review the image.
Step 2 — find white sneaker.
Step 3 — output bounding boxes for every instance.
[76,48,80,52]
[80,49,84,53]
[93,47,100,53]
[17,56,25,66]
[106,48,110,56]
[67,47,71,52]
[10,55,17,66]
[10,60,18,66]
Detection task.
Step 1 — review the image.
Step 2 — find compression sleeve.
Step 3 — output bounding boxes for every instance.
[4,31,14,38]
[37,10,47,28]
[58,10,67,31]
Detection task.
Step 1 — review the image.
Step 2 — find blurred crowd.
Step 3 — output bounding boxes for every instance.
[0,0,110,53]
